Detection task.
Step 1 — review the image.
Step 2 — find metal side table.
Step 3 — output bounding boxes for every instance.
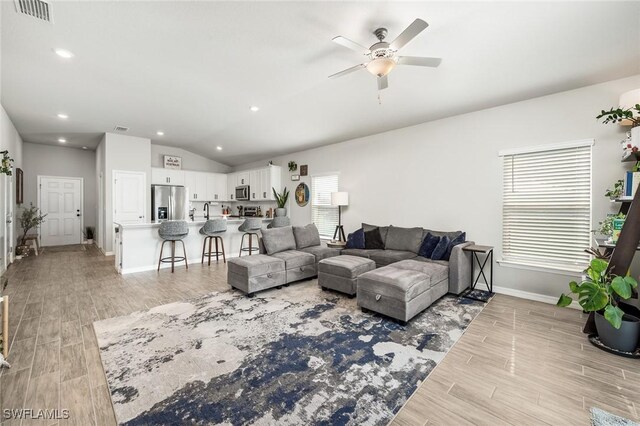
[461,244,494,302]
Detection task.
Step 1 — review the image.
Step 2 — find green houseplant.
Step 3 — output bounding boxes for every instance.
[557,258,640,352]
[272,187,289,217]
[596,105,640,127]
[17,204,46,257]
[605,179,624,200]
[84,226,95,244]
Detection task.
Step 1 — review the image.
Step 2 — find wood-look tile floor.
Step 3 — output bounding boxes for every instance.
[0,246,638,425]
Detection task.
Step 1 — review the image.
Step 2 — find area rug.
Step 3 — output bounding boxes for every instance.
[591,407,640,426]
[94,282,488,425]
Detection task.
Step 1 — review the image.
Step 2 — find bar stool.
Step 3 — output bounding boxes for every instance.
[267,216,290,228]
[200,219,227,265]
[157,221,189,273]
[238,218,262,257]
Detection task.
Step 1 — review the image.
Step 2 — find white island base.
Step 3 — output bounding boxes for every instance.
[114,218,273,274]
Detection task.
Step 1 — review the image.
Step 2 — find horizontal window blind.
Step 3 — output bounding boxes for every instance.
[311,174,339,238]
[502,143,592,271]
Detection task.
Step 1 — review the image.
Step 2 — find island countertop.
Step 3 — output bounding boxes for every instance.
[115,217,273,229]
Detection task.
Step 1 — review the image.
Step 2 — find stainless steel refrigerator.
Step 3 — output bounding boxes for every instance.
[151,185,189,221]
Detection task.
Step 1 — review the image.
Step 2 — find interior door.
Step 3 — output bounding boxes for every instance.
[113,171,146,224]
[39,177,83,246]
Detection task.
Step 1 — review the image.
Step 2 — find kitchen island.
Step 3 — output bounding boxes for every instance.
[114,217,273,274]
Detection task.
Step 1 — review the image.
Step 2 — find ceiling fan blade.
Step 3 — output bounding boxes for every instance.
[377,75,388,91]
[328,63,366,79]
[332,36,370,55]
[396,56,442,67]
[390,19,429,50]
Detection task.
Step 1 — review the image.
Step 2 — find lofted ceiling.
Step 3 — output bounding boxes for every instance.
[1,1,639,165]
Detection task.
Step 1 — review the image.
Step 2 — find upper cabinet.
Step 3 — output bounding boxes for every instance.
[184,171,208,201]
[248,165,281,200]
[236,171,250,186]
[151,168,185,186]
[206,173,227,202]
[227,172,237,201]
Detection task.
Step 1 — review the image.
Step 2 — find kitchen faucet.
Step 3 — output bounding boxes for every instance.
[203,202,210,220]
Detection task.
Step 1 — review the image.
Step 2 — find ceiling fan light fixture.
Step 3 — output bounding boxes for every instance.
[366,57,397,77]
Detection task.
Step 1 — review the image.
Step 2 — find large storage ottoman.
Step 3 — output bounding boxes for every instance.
[318,255,376,296]
[357,260,449,323]
[227,254,286,296]
[271,250,317,283]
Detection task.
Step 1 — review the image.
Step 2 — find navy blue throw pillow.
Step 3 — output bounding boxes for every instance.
[345,228,365,249]
[431,235,451,260]
[418,233,440,258]
[445,232,467,260]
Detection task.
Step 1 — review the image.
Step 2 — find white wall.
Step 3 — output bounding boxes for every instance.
[150,144,230,173]
[96,135,106,251]
[103,133,151,254]
[22,143,97,230]
[236,75,640,299]
[0,104,23,263]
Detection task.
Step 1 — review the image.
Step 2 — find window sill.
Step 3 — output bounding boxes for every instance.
[497,259,585,277]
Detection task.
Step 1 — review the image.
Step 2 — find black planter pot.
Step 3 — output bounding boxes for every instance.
[594,311,640,353]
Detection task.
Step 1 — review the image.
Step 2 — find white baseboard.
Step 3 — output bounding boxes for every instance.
[121,254,239,274]
[492,285,582,310]
[104,251,114,256]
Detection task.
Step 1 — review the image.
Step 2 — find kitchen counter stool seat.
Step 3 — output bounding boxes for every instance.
[158,221,189,272]
[238,218,262,256]
[200,219,227,265]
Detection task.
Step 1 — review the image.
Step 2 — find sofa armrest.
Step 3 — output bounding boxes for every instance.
[448,241,474,294]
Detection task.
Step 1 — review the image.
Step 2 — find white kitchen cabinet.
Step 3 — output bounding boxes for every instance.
[249,170,260,200]
[227,172,237,201]
[151,167,185,186]
[184,171,207,201]
[206,173,227,202]
[263,165,282,201]
[236,171,250,186]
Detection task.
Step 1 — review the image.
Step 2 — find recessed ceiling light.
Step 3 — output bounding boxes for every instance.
[54,48,74,59]
[250,106,259,112]
[216,146,223,151]
[156,131,164,136]
[57,113,69,119]
[58,138,67,143]
[82,146,87,150]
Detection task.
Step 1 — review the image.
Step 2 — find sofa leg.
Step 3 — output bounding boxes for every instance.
[348,294,356,299]
[361,307,370,314]
[247,293,255,298]
[283,284,290,287]
[276,286,283,289]
[321,286,327,291]
[397,319,408,326]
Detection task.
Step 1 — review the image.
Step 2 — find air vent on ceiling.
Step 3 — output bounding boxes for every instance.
[114,126,129,132]
[14,0,52,23]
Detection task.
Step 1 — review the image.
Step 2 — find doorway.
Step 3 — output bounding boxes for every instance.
[38,176,83,247]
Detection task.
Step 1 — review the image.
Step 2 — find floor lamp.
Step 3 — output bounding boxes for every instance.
[331,192,349,242]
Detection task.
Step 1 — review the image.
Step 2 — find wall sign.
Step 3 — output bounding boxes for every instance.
[164,155,182,170]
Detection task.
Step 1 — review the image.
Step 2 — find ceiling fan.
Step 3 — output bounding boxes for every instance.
[329,19,441,91]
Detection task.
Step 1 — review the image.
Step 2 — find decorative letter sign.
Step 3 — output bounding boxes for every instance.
[164,156,182,170]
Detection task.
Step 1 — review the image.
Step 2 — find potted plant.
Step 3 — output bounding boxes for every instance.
[595,213,626,243]
[557,258,640,352]
[597,104,640,146]
[605,179,624,200]
[17,204,46,257]
[84,226,95,245]
[272,187,289,217]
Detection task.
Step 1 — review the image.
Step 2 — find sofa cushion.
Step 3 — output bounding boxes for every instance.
[358,268,433,301]
[392,259,449,283]
[292,223,321,249]
[413,257,449,267]
[418,233,440,258]
[227,254,285,278]
[362,223,390,245]
[341,248,372,258]
[423,229,464,241]
[318,255,376,279]
[299,245,342,263]
[431,236,451,261]
[369,250,417,267]
[364,228,385,250]
[260,226,297,255]
[385,226,423,253]
[345,228,365,249]
[445,232,466,260]
[271,250,315,269]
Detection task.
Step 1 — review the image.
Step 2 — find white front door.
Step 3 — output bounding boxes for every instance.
[39,176,83,246]
[5,173,14,269]
[113,171,146,224]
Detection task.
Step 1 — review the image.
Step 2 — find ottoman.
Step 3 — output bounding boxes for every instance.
[271,250,317,283]
[227,254,286,296]
[357,260,449,323]
[318,255,376,296]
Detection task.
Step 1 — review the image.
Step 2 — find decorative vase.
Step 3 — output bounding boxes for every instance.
[275,208,287,217]
[595,311,640,353]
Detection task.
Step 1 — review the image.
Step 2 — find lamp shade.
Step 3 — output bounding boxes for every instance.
[366,58,396,77]
[619,89,640,126]
[331,192,349,206]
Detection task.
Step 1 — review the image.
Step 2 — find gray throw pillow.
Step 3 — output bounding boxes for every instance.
[385,226,424,253]
[261,226,296,255]
[362,223,390,245]
[293,223,321,249]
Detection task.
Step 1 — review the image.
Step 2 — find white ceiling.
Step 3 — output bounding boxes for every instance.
[2,1,639,165]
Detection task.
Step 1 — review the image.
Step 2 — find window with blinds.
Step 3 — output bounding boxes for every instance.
[311,174,339,238]
[500,140,593,272]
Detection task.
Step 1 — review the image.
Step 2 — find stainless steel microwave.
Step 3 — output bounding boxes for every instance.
[235,185,250,201]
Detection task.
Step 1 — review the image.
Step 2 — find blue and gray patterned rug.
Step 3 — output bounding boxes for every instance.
[94,282,488,425]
